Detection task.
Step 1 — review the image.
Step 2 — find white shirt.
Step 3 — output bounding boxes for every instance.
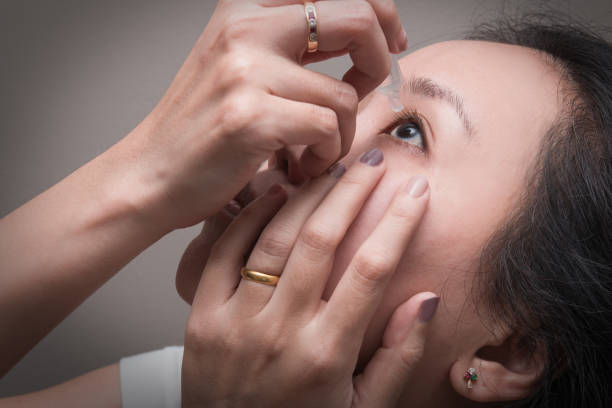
[120,346,184,408]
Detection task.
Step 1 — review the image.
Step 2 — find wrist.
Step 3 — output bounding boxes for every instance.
[92,124,175,239]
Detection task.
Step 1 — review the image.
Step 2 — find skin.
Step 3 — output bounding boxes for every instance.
[0,0,405,377]
[0,364,120,408]
[326,40,560,405]
[0,40,561,407]
[178,39,560,406]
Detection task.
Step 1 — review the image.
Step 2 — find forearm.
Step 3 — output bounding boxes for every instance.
[0,363,121,408]
[0,131,169,376]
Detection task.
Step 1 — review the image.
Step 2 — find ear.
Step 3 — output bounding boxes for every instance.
[449,334,546,403]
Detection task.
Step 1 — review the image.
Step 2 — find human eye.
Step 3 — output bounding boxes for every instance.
[384,110,428,153]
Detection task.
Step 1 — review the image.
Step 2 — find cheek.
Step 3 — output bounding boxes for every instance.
[321,175,401,301]
[321,162,491,364]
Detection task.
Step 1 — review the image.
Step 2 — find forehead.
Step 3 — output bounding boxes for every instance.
[350,40,566,266]
[398,40,562,142]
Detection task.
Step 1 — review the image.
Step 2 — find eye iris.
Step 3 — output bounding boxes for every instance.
[389,120,425,150]
[396,123,419,140]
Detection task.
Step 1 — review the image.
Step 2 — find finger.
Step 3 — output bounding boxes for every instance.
[234,166,296,208]
[262,57,358,173]
[232,163,346,313]
[175,204,239,305]
[269,148,386,317]
[313,1,391,98]
[364,0,408,53]
[243,93,342,166]
[256,1,390,99]
[193,185,288,308]
[272,147,308,185]
[353,293,439,407]
[257,0,407,53]
[322,175,430,343]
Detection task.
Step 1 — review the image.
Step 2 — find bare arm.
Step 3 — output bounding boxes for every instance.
[0,0,406,380]
[0,363,121,408]
[0,135,168,377]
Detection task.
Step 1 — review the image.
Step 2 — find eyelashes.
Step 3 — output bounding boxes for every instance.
[383,108,429,154]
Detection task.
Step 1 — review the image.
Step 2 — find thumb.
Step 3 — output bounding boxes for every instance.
[353,292,440,407]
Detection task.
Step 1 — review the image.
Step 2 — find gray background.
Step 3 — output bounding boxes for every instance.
[1,0,611,397]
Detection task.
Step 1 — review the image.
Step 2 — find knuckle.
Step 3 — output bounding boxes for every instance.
[217,92,262,135]
[208,241,229,264]
[376,0,397,25]
[389,196,419,223]
[305,343,343,380]
[347,1,378,34]
[220,51,258,85]
[185,317,217,350]
[337,170,367,189]
[352,252,391,287]
[256,231,292,260]
[257,322,287,359]
[314,107,339,138]
[334,82,359,116]
[299,222,339,255]
[218,13,255,44]
[398,342,425,371]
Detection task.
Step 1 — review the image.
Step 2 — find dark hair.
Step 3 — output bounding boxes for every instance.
[468,14,612,408]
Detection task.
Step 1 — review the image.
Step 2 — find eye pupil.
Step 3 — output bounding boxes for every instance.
[397,123,418,139]
[389,118,425,151]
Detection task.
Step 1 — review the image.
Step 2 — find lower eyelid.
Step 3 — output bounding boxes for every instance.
[375,132,427,157]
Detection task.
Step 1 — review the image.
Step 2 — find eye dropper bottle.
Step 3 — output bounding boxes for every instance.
[377,53,405,112]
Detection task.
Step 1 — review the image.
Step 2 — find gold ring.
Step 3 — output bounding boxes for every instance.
[304,2,318,53]
[240,267,280,287]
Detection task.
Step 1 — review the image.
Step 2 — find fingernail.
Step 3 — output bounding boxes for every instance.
[223,200,241,216]
[418,296,440,322]
[404,175,429,198]
[327,162,346,178]
[359,148,384,166]
[266,184,285,197]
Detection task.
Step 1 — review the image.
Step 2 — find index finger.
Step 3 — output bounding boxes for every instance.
[316,0,391,98]
[365,0,408,53]
[321,175,429,343]
[259,1,391,98]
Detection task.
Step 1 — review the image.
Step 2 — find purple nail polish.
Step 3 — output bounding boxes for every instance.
[327,162,346,178]
[359,148,384,166]
[418,297,440,322]
[224,200,242,216]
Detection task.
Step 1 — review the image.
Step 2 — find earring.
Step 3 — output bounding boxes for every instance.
[464,368,478,389]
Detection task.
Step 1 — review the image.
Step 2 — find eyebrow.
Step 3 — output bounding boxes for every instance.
[406,76,475,136]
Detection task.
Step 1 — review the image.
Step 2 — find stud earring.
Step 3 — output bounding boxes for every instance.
[464,368,478,389]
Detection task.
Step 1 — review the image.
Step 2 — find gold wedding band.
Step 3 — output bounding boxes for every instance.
[304,2,318,53]
[240,267,280,287]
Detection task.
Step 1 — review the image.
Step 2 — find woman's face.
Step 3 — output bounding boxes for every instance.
[319,40,561,403]
[180,39,562,404]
